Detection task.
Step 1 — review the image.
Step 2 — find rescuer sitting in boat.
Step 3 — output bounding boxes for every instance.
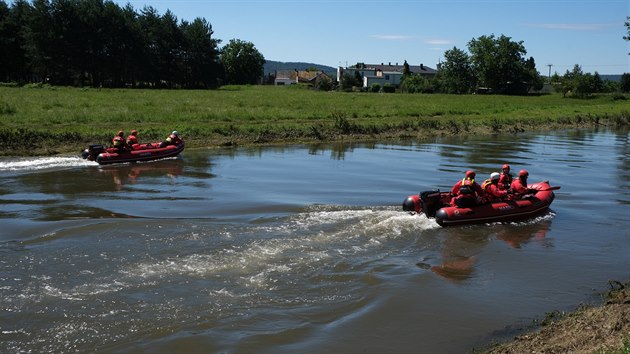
[482,172,510,203]
[450,170,484,208]
[498,164,513,190]
[126,129,139,149]
[112,130,130,153]
[160,131,182,148]
[510,169,531,197]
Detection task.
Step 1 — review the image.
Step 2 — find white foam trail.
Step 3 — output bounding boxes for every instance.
[110,208,441,292]
[0,156,96,172]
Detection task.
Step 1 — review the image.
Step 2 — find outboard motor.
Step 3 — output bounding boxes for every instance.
[82,144,105,161]
[419,190,442,217]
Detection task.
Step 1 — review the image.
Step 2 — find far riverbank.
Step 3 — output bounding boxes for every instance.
[1,85,629,156]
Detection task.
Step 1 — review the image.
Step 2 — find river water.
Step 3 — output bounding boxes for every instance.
[1,129,629,353]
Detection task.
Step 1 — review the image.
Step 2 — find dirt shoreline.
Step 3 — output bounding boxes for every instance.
[480,280,630,353]
[5,120,627,158]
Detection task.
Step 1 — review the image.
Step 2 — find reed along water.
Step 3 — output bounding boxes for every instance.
[1,129,629,353]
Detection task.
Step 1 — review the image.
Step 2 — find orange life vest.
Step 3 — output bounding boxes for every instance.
[112,136,124,147]
[126,135,138,145]
[459,178,476,195]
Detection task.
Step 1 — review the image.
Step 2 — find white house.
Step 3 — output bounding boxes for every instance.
[338,62,437,88]
[363,71,403,88]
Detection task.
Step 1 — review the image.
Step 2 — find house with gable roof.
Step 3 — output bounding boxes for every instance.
[337,62,437,88]
[274,69,332,86]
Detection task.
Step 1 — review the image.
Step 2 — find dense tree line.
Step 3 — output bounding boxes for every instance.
[551,65,626,97]
[390,35,543,95]
[432,34,543,95]
[397,33,625,96]
[0,0,265,88]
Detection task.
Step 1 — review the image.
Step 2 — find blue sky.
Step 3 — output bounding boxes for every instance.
[114,0,629,75]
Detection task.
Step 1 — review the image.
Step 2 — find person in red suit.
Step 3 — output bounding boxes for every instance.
[126,129,139,148]
[498,164,513,190]
[112,130,128,153]
[482,172,509,202]
[510,169,531,196]
[160,131,182,147]
[450,170,484,208]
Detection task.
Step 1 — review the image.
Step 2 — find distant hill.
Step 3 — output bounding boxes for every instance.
[264,60,336,75]
[601,74,622,82]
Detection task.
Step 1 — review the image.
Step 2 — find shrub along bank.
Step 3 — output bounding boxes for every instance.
[0,85,629,156]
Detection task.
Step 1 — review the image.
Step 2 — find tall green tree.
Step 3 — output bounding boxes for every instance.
[157,10,183,87]
[436,47,475,94]
[138,7,184,87]
[48,0,88,85]
[399,59,411,92]
[400,74,432,93]
[621,73,630,93]
[468,34,538,95]
[137,6,164,86]
[100,2,143,87]
[181,17,221,88]
[553,64,603,98]
[0,0,31,83]
[221,39,265,85]
[624,16,630,46]
[23,0,54,83]
[339,73,361,91]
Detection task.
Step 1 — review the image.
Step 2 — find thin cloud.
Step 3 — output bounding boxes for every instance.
[370,34,414,40]
[525,22,616,31]
[425,39,453,45]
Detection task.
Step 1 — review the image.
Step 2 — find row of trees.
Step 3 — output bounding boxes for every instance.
[400,34,544,95]
[552,65,629,97]
[0,0,265,87]
[337,35,544,95]
[357,33,626,96]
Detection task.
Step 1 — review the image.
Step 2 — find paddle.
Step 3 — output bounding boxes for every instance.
[529,186,561,192]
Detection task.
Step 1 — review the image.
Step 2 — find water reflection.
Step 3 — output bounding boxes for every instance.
[615,128,630,204]
[429,218,554,282]
[307,142,363,160]
[101,158,185,190]
[437,134,535,169]
[495,219,551,249]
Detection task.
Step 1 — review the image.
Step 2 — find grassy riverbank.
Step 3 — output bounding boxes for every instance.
[482,280,630,353]
[1,85,629,156]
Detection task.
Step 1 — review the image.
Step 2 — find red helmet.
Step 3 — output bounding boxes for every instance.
[465,170,476,178]
[502,164,510,171]
[131,130,138,136]
[519,169,529,177]
[118,130,124,137]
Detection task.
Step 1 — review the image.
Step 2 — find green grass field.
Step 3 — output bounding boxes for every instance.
[1,84,629,155]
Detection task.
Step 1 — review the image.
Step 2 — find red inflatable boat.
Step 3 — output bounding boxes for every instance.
[402,181,559,226]
[81,141,185,165]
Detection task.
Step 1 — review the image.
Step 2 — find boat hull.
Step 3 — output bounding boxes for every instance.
[82,142,185,165]
[402,181,557,226]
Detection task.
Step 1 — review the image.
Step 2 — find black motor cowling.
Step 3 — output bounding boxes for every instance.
[419,190,442,217]
[82,144,105,160]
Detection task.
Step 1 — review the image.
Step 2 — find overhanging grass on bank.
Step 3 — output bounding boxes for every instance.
[1,85,629,155]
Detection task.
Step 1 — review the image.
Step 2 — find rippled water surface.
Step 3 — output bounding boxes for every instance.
[1,129,629,353]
